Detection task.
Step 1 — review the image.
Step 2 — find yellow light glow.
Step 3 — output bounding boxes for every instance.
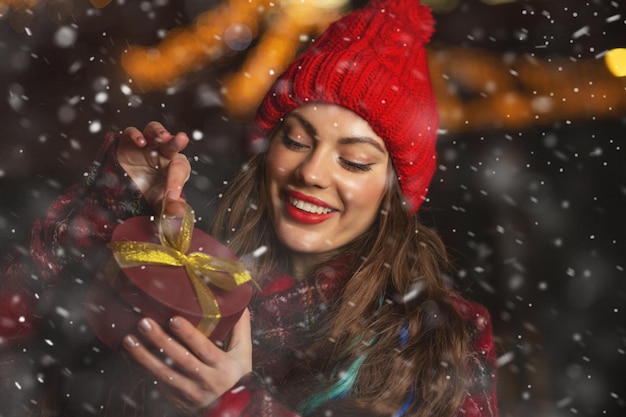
[605,48,626,77]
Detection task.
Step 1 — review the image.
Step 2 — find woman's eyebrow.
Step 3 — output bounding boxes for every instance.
[338,137,387,154]
[285,113,317,139]
[286,112,386,154]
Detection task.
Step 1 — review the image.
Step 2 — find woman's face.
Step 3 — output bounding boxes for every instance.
[265,103,390,255]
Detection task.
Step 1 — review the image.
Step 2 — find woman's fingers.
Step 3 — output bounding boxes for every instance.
[123,332,186,386]
[166,314,252,385]
[118,122,191,209]
[167,317,223,367]
[164,153,191,200]
[142,121,171,144]
[166,316,251,397]
[122,328,213,410]
[121,126,147,147]
[126,318,210,378]
[141,122,190,158]
[120,122,190,165]
[160,152,191,217]
[226,309,252,370]
[160,131,190,160]
[123,316,252,412]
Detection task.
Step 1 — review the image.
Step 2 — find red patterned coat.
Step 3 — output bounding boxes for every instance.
[0,134,498,417]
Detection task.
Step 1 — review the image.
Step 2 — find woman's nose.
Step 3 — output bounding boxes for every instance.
[296,149,331,188]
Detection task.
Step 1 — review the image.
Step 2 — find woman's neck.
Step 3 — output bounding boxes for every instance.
[289,250,340,280]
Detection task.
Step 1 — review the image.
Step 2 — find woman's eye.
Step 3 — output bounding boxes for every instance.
[281,133,309,150]
[340,157,373,172]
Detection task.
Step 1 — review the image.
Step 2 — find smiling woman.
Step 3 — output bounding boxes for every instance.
[0,1,497,416]
[265,104,390,262]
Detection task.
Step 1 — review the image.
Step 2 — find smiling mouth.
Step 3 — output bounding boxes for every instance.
[288,196,334,214]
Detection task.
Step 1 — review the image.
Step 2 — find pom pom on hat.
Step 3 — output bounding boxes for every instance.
[250,0,438,214]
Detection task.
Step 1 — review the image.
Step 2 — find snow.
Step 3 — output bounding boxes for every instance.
[0,1,624,416]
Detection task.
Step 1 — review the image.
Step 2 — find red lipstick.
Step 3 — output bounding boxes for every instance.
[284,190,336,225]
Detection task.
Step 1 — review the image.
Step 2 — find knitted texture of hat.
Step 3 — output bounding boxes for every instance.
[250,0,438,214]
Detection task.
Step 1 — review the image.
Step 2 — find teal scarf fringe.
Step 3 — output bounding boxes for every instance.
[297,353,367,415]
[297,320,413,416]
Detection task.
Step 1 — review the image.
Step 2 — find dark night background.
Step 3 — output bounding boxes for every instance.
[1,0,625,416]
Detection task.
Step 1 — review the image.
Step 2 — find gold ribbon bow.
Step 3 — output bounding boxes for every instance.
[107,201,251,336]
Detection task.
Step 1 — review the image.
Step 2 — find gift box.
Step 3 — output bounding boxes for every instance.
[84,207,253,350]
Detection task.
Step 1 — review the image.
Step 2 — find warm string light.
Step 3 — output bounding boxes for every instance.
[5,0,623,131]
[222,0,347,117]
[119,0,625,130]
[122,0,270,93]
[605,48,626,77]
[430,46,626,132]
[121,0,348,118]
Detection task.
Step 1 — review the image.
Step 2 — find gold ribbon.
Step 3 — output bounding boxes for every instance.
[107,201,251,336]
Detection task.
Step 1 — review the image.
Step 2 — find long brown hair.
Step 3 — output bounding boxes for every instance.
[210,141,469,417]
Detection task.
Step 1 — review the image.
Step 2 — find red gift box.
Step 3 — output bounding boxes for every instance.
[84,211,253,350]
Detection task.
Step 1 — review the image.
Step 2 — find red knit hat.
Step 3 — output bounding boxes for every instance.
[250,0,438,214]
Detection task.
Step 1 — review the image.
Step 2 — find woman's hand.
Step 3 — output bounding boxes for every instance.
[122,309,253,414]
[117,122,191,212]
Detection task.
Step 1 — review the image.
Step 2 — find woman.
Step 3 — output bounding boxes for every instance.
[0,0,497,416]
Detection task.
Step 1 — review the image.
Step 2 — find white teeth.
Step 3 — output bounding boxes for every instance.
[289,197,333,214]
